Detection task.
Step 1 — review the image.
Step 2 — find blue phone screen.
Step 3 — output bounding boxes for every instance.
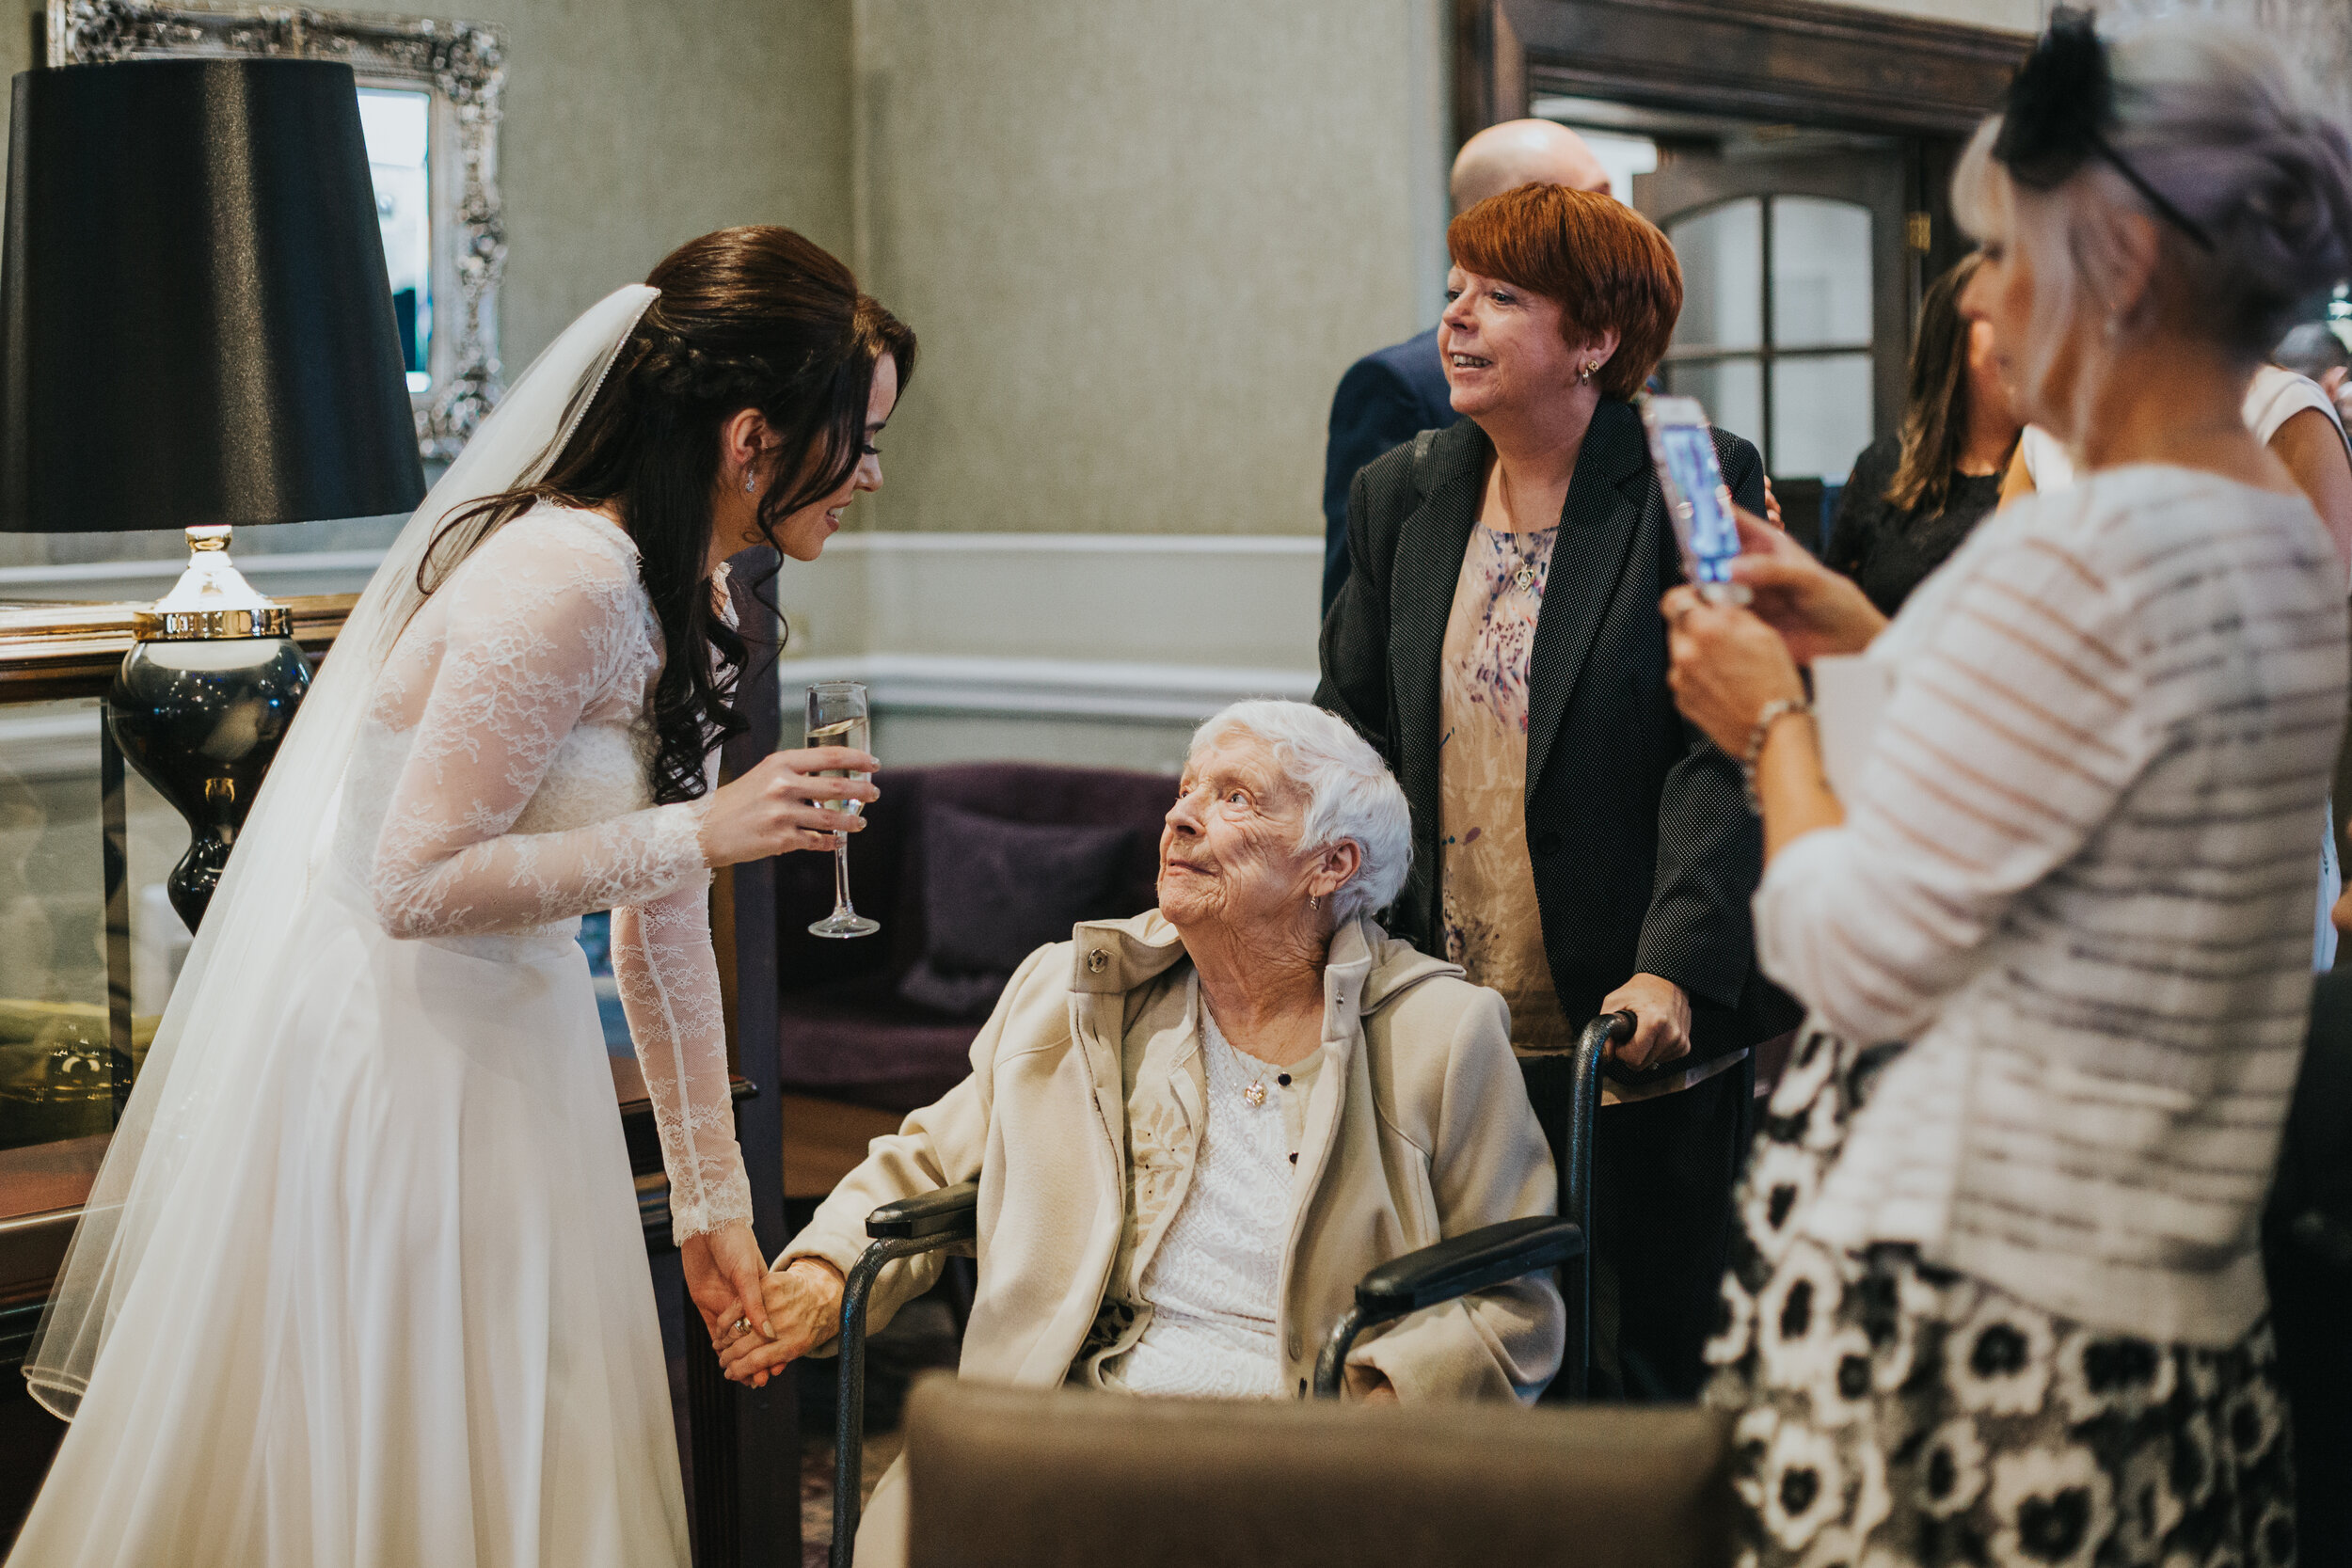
[1661,424,1740,585]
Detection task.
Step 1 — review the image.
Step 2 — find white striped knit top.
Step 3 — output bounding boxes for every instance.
[1759,466,2347,1346]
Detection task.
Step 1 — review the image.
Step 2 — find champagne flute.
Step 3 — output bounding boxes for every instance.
[804,681,879,938]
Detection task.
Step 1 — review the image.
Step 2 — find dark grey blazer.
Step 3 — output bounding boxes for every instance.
[1315,399,1796,1067]
[1322,325,1458,615]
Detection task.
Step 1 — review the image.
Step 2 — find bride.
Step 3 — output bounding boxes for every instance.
[8,227,913,1566]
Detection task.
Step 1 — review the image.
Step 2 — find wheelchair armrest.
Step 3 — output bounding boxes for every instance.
[865,1180,979,1243]
[1313,1215,1584,1397]
[1354,1215,1586,1318]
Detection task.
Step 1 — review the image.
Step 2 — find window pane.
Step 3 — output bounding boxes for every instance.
[1667,199,1761,353]
[1771,198,1871,350]
[1664,358,1765,461]
[1771,354,1874,481]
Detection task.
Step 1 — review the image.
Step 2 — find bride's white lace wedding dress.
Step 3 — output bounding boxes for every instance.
[8,501,746,1567]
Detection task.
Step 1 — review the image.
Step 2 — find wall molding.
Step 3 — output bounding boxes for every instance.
[776,652,1317,724]
[0,548,390,597]
[1457,0,2030,144]
[829,531,1319,557]
[0,534,1326,737]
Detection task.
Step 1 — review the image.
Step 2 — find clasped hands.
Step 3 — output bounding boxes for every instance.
[701,1257,1405,1400]
[678,1223,838,1392]
[1661,508,1888,758]
[706,1257,843,1389]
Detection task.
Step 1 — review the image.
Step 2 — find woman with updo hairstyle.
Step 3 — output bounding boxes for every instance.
[10,228,914,1568]
[1662,11,2350,1562]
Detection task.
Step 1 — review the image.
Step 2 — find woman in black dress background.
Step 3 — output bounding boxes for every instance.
[1825,255,2021,615]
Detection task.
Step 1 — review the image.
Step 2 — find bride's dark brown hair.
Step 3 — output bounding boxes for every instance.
[420,226,916,804]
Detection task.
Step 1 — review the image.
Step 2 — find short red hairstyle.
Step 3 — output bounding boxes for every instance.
[1447,184,1683,402]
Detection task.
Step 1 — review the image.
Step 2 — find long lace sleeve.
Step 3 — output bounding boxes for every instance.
[612,885,752,1240]
[368,519,712,939]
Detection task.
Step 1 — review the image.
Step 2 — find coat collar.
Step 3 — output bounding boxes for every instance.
[1066,911,1461,1022]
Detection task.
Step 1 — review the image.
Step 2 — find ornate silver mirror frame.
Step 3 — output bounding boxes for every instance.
[48,1,507,462]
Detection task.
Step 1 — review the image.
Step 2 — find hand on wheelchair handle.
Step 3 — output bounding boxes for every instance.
[1597,974,1692,1070]
[717,1257,845,1389]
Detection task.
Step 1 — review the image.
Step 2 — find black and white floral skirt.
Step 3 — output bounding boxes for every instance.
[1703,1029,2296,1568]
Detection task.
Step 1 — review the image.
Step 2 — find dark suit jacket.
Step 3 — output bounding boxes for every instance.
[1315,400,1797,1067]
[1322,325,1458,615]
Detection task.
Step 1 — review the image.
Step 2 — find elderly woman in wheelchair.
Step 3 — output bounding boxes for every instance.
[721,700,1568,1562]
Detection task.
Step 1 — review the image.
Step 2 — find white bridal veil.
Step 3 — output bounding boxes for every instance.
[24,283,661,1416]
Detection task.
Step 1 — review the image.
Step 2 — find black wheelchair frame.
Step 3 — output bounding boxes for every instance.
[821,1009,1635,1567]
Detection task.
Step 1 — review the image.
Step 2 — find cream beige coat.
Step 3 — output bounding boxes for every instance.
[784,912,1564,1563]
[783,911,1563,1389]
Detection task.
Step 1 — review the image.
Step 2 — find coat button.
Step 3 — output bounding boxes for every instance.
[1087,948,1108,974]
[1534,831,1562,858]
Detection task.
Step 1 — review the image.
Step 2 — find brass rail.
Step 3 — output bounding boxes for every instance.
[0,594,359,702]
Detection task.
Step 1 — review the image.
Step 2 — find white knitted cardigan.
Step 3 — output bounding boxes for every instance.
[1759,467,2345,1346]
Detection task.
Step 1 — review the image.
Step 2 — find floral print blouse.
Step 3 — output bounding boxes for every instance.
[1438,522,1574,1055]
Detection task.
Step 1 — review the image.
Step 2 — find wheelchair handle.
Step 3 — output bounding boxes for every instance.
[834,1181,979,1568]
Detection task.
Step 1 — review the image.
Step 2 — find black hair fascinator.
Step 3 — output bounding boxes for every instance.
[1994,7,2214,249]
[1994,8,2111,189]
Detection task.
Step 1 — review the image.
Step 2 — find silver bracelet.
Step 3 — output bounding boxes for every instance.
[1740,697,1813,814]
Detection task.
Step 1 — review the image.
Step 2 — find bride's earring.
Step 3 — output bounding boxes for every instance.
[741,463,756,496]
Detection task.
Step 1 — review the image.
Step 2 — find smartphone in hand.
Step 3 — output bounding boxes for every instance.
[1640,394,1750,604]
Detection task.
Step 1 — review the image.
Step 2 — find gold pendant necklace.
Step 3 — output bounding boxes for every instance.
[1223,1026,1270,1107]
[1513,561,1538,592]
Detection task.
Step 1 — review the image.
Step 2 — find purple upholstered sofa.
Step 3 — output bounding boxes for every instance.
[774,763,1178,1114]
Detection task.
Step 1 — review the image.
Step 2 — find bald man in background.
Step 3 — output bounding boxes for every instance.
[1319,121,1613,613]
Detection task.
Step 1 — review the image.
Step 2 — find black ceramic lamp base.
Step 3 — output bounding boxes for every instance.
[106,634,311,931]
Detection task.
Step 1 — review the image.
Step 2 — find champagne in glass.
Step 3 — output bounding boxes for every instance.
[804,682,879,938]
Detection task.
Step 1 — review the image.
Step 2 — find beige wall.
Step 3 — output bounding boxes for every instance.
[466,0,854,372]
[0,0,856,370]
[848,0,1450,536]
[0,0,854,567]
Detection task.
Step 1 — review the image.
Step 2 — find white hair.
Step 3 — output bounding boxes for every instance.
[1954,14,2352,428]
[1186,700,1412,923]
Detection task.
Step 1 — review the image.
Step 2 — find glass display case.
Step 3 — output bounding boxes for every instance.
[0,595,357,1363]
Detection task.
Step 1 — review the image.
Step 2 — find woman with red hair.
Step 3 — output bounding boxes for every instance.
[1317,182,1796,1400]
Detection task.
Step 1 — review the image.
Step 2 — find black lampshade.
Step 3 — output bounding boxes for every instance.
[0,57,426,534]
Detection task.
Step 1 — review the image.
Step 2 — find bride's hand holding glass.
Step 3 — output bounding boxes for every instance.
[695,746,880,866]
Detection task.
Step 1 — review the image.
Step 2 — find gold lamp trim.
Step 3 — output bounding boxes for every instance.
[134,525,291,641]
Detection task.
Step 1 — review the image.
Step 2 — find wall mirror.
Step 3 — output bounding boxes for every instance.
[48,0,507,463]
